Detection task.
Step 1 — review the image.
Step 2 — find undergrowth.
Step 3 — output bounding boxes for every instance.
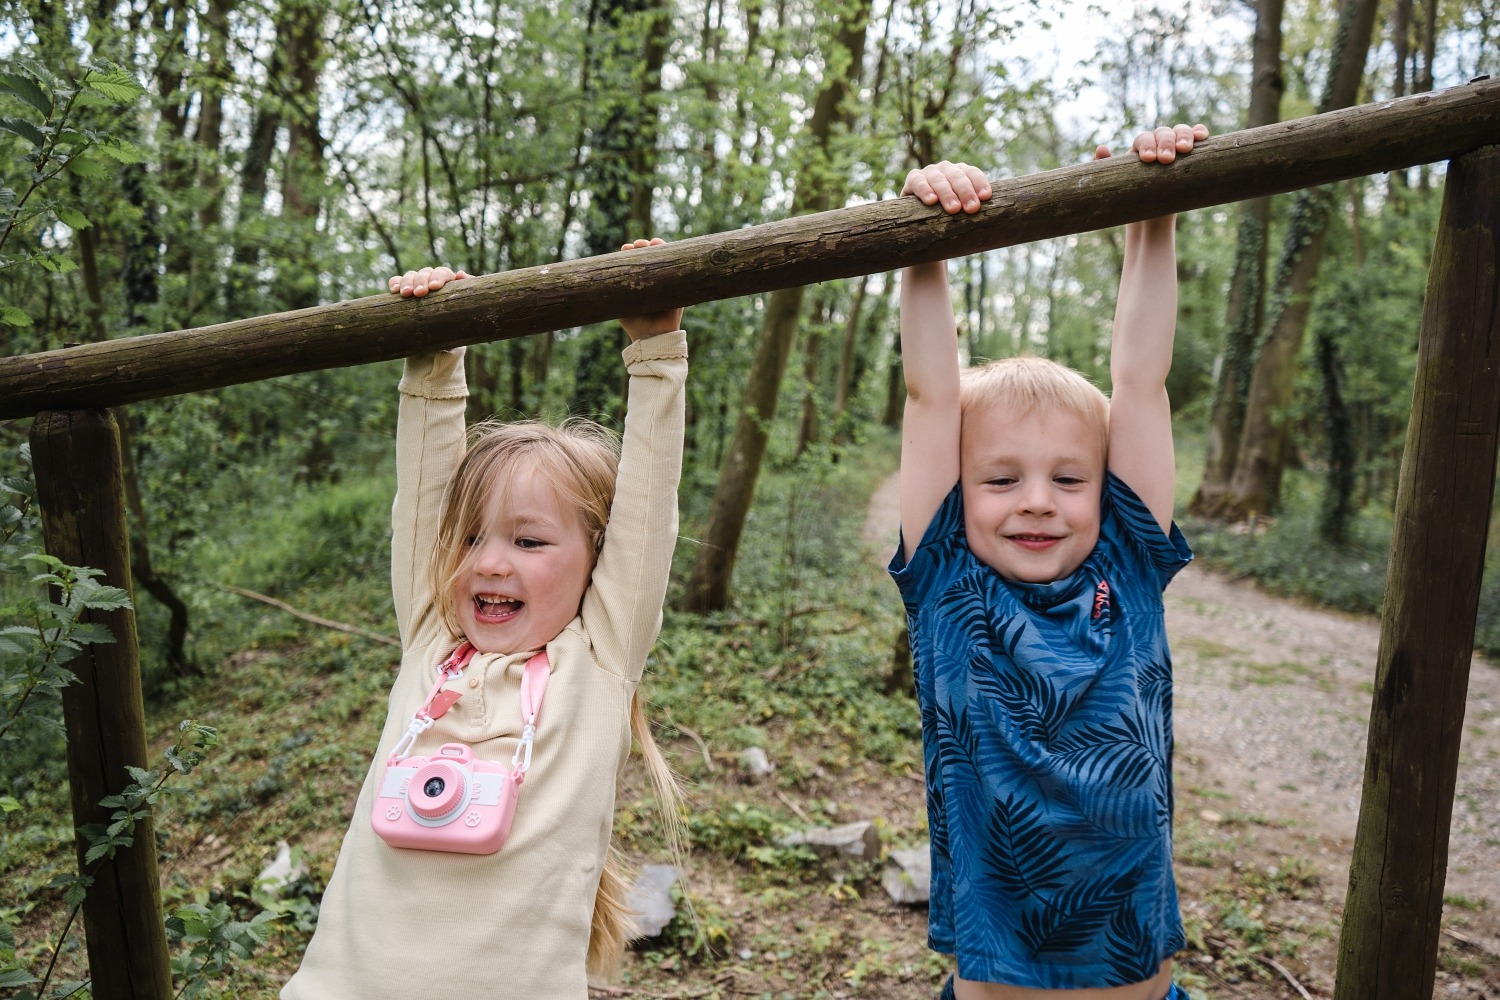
[1181,465,1500,661]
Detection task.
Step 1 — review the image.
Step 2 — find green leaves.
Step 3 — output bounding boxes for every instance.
[80,69,144,104]
[0,493,134,746]
[0,117,44,148]
[168,902,279,997]
[0,72,51,118]
[0,59,145,297]
[0,306,33,328]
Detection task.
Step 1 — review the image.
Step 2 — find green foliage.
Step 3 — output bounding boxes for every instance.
[0,459,133,753]
[1184,479,1394,618]
[214,474,395,597]
[166,897,278,998]
[0,719,237,999]
[0,451,277,995]
[0,1,1486,990]
[0,60,145,291]
[662,435,919,784]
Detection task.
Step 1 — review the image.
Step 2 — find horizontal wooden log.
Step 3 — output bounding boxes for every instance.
[4,79,1500,419]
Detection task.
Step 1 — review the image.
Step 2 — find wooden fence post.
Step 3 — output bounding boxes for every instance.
[1333,145,1500,999]
[28,409,172,1000]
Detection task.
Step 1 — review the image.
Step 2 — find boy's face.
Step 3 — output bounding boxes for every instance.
[959,401,1104,584]
[452,476,595,655]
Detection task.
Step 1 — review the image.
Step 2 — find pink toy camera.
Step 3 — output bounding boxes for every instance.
[371,743,519,855]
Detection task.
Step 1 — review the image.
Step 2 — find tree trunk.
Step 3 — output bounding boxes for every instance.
[1315,321,1357,544]
[1190,0,1284,517]
[568,0,674,422]
[228,26,286,318]
[881,284,904,430]
[680,3,872,612]
[195,0,233,233]
[795,293,828,457]
[277,0,327,310]
[155,0,193,283]
[1416,0,1439,189]
[1389,0,1413,195]
[831,275,870,440]
[118,419,192,675]
[72,189,193,674]
[1334,145,1500,1000]
[1220,0,1380,518]
[30,409,172,1000]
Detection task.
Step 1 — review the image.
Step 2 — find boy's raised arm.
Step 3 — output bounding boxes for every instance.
[898,162,990,560]
[1105,124,1207,533]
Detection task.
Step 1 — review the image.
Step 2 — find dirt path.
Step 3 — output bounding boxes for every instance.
[1167,564,1500,990]
[864,473,1500,994]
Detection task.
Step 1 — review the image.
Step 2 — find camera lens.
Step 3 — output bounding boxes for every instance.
[408,759,467,822]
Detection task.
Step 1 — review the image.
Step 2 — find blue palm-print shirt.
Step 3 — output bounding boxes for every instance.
[889,473,1192,988]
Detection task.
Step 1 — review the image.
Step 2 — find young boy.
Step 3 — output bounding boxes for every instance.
[889,124,1209,1000]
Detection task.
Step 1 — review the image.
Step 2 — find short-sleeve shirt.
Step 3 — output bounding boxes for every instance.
[889,473,1192,988]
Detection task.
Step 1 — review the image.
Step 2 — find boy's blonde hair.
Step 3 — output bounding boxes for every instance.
[430,418,685,979]
[958,356,1110,457]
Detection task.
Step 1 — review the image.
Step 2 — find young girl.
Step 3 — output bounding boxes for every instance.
[283,241,687,998]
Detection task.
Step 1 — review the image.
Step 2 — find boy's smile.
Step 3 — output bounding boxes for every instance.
[959,402,1104,584]
[454,477,595,655]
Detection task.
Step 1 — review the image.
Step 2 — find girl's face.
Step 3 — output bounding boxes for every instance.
[959,401,1104,583]
[453,476,595,655]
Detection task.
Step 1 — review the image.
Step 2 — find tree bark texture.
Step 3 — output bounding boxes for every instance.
[1191,0,1284,515]
[276,0,328,311]
[4,81,1500,420]
[1333,145,1500,1000]
[1225,189,1333,514]
[568,0,673,421]
[29,409,171,1000]
[1219,0,1380,517]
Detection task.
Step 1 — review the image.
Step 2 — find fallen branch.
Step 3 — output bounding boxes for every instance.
[1257,954,1314,1000]
[775,789,813,826]
[222,585,400,648]
[665,716,715,772]
[1443,926,1500,961]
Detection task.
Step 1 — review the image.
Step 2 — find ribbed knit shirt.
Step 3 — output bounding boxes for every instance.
[283,331,687,999]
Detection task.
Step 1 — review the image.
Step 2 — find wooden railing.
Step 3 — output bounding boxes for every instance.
[4,79,1500,418]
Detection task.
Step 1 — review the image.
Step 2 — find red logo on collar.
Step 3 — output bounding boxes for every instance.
[1091,580,1111,620]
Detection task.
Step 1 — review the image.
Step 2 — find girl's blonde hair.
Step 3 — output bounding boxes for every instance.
[430,418,685,979]
[959,356,1110,457]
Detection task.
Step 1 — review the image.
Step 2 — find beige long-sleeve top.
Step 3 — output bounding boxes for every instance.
[283,331,687,999]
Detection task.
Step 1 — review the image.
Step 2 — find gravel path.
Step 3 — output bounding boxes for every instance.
[1167,562,1500,959]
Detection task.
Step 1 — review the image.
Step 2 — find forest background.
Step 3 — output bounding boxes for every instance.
[2,0,1499,995]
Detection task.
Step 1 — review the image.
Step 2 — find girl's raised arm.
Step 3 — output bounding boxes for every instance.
[389,268,470,648]
[581,329,687,680]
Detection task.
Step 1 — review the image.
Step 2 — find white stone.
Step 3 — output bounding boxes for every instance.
[627,864,680,940]
[882,845,931,905]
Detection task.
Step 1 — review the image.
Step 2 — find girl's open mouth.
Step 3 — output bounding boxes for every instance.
[1009,534,1059,549]
[474,595,523,623]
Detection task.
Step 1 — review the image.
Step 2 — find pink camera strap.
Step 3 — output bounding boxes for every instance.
[386,642,551,771]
